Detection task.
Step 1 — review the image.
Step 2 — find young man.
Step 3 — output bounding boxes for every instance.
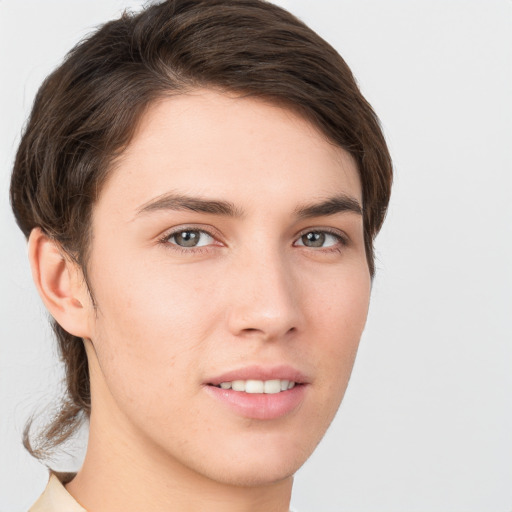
[10,1,392,510]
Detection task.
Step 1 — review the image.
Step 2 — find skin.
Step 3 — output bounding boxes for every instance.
[30,89,371,512]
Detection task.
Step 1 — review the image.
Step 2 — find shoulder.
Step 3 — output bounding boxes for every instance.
[29,474,85,512]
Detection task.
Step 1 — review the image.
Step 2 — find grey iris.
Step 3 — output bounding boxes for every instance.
[302,232,325,247]
[175,230,200,247]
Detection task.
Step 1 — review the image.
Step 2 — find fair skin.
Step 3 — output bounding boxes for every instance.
[29,89,371,512]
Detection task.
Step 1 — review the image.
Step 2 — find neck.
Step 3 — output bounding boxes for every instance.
[66,363,293,512]
[68,421,293,512]
[67,437,293,512]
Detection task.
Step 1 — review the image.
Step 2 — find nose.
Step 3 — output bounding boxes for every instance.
[226,247,302,341]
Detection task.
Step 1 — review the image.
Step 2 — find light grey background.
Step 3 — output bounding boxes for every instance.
[1,1,511,511]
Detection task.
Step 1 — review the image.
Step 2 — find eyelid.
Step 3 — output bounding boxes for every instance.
[293,227,349,248]
[156,224,349,252]
[157,224,223,249]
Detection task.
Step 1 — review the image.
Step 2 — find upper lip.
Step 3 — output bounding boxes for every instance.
[205,365,309,386]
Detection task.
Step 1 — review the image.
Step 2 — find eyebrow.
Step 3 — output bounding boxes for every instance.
[294,194,363,218]
[135,192,362,219]
[136,193,244,218]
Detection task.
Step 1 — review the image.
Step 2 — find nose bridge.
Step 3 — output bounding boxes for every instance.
[227,241,301,339]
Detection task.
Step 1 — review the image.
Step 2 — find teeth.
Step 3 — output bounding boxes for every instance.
[217,379,297,393]
[263,380,281,394]
[232,380,245,391]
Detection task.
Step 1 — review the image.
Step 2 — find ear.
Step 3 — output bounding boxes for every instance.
[28,228,92,339]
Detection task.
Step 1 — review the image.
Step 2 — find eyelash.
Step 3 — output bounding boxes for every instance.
[158,226,348,254]
[158,226,219,255]
[294,228,349,253]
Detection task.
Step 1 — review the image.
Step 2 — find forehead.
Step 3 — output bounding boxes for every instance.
[96,89,362,219]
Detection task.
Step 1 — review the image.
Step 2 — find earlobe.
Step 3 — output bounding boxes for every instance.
[28,228,91,338]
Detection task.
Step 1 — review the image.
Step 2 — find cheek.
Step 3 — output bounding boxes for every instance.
[86,255,220,400]
[306,260,371,337]
[93,249,216,334]
[305,265,371,396]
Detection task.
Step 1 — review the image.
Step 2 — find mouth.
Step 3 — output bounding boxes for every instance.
[203,366,308,420]
[209,379,298,394]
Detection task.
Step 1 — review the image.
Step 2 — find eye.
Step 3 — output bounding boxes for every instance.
[165,229,215,248]
[294,230,344,249]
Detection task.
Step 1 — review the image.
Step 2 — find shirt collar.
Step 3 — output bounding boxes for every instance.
[29,474,86,512]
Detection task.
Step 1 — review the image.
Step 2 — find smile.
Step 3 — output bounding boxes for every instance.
[213,379,296,393]
[204,368,308,420]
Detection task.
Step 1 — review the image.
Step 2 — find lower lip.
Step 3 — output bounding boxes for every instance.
[203,384,307,420]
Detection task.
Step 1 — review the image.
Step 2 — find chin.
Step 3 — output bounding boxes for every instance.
[200,455,301,488]
[184,430,320,488]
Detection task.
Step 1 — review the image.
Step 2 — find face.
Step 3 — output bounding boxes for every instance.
[83,89,371,486]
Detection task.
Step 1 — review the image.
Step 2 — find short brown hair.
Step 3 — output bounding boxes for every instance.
[10,0,392,461]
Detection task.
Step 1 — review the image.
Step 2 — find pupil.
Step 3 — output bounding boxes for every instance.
[176,231,199,247]
[303,232,325,247]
